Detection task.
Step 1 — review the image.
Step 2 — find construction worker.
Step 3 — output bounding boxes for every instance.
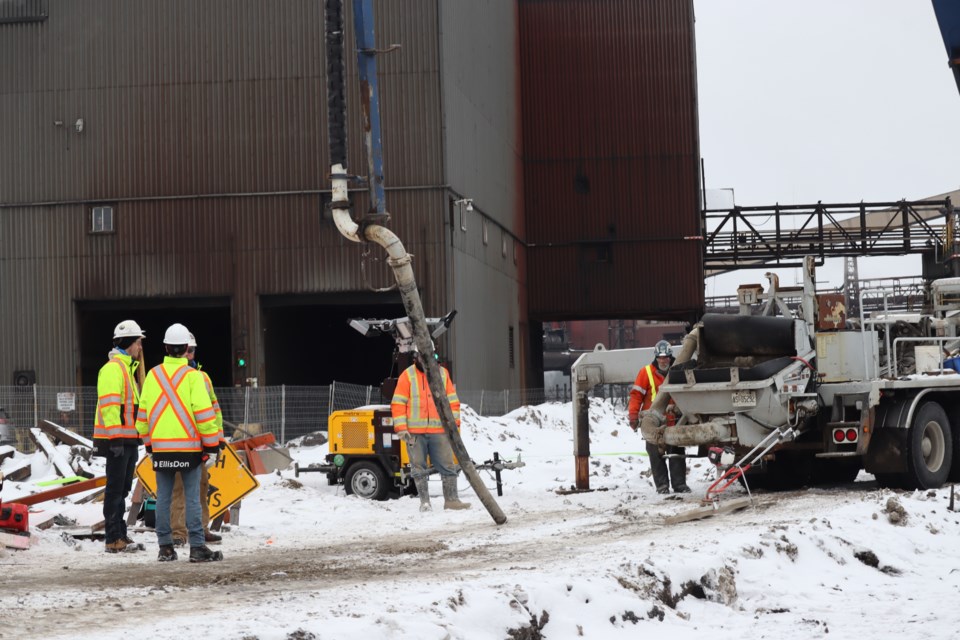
[628,339,691,494]
[169,332,223,547]
[94,320,146,553]
[136,323,223,563]
[391,344,470,512]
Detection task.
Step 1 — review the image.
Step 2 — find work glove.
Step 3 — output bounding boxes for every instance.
[203,453,218,469]
[144,445,152,455]
[398,431,417,445]
[109,444,124,458]
[628,418,639,432]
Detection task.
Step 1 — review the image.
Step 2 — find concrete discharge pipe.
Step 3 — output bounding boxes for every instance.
[330,165,507,525]
[640,325,701,447]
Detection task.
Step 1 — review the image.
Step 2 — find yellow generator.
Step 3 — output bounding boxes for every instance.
[321,406,411,500]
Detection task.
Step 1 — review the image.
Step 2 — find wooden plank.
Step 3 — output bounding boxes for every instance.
[40,420,93,449]
[0,444,16,463]
[74,487,105,505]
[29,429,75,478]
[7,476,107,506]
[0,530,30,550]
[662,497,753,525]
[125,481,144,525]
[0,457,32,481]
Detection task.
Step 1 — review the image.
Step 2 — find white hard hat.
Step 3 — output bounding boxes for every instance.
[113,320,145,339]
[187,333,197,348]
[163,323,192,345]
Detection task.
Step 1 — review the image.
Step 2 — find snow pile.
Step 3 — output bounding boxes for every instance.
[3,400,960,639]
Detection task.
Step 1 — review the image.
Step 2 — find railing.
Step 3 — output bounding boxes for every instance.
[702,199,952,269]
[0,382,628,450]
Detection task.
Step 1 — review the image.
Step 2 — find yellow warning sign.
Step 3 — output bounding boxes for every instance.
[135,443,260,521]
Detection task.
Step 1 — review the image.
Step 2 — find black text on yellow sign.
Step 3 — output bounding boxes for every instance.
[135,444,260,522]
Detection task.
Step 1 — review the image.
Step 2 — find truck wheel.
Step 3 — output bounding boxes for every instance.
[905,402,952,489]
[345,461,389,501]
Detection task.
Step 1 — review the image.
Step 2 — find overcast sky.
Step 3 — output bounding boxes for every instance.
[694,0,960,297]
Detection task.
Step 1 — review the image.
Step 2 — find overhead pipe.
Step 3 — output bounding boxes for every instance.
[324,0,505,524]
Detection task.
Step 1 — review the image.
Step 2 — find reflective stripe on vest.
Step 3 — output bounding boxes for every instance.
[148,365,200,451]
[94,358,138,439]
[645,365,658,403]
[405,367,451,431]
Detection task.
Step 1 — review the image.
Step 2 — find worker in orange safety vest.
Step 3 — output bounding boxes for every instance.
[94,319,146,554]
[628,340,690,495]
[136,323,223,563]
[391,343,470,512]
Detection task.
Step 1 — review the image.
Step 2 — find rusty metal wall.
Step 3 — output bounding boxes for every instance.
[0,190,447,386]
[0,0,458,386]
[519,0,703,322]
[0,0,443,203]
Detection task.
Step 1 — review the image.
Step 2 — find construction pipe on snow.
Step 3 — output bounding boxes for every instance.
[324,0,505,524]
[329,176,506,525]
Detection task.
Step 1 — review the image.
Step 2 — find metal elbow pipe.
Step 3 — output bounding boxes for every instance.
[662,419,734,447]
[639,325,700,446]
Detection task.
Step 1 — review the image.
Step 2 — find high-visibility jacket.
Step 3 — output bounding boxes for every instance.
[136,356,220,468]
[391,364,460,434]
[628,363,676,426]
[196,365,224,445]
[94,350,141,443]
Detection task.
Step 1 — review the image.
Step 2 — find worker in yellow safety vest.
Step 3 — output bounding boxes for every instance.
[170,332,224,546]
[94,319,146,554]
[136,323,223,563]
[391,343,470,512]
[628,340,690,495]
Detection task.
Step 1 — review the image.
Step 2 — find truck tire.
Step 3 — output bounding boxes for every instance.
[904,401,952,489]
[345,461,389,501]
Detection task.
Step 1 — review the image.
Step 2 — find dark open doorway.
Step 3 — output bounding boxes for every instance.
[262,292,405,386]
[78,298,232,387]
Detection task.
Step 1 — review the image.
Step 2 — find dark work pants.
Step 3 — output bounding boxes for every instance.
[103,446,138,543]
[646,442,687,491]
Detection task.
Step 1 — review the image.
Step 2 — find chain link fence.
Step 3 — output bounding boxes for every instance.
[0,382,628,450]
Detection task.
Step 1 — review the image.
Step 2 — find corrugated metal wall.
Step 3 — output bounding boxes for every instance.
[0,0,443,203]
[519,0,703,321]
[440,0,528,389]
[0,0,455,386]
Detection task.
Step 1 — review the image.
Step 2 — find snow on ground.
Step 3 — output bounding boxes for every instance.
[2,399,960,640]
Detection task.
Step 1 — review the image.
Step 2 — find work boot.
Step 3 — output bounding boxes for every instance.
[104,539,128,553]
[158,545,178,562]
[656,486,670,495]
[204,531,222,545]
[673,485,692,494]
[122,535,135,545]
[441,476,471,510]
[189,545,224,563]
[414,477,432,512]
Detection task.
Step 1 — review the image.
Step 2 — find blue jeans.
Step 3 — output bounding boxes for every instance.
[408,433,458,479]
[155,465,203,548]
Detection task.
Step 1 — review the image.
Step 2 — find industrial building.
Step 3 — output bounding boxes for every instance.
[0,0,703,392]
